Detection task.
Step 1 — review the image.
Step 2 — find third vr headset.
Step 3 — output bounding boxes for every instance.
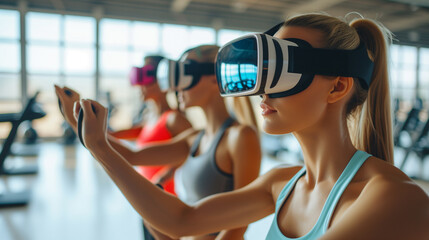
[129,65,156,86]
[157,58,215,92]
[215,23,374,98]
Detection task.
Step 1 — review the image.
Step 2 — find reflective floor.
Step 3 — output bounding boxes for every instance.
[0,141,428,240]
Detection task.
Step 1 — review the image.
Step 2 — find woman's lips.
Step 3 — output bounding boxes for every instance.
[260,102,277,116]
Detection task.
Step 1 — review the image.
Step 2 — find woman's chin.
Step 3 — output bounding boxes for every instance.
[262,123,291,135]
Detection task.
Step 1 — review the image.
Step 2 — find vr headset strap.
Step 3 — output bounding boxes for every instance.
[288,43,373,89]
[184,62,215,75]
[146,70,156,77]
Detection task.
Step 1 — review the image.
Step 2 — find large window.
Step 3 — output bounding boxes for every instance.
[27,13,95,96]
[100,19,150,129]
[418,48,429,100]
[189,26,216,47]
[389,44,419,103]
[24,12,96,137]
[218,29,251,46]
[0,9,21,138]
[161,24,216,59]
[0,9,20,100]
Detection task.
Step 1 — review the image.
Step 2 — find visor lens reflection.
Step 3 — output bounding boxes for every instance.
[217,37,258,94]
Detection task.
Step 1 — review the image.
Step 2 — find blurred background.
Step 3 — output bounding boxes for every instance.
[0,0,429,240]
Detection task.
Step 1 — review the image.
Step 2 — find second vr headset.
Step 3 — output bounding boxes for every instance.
[129,65,157,86]
[215,23,374,98]
[157,58,215,92]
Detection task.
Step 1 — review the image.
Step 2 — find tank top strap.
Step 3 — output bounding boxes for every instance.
[210,117,235,151]
[189,130,205,156]
[275,167,306,212]
[319,150,372,231]
[189,117,235,157]
[266,150,372,239]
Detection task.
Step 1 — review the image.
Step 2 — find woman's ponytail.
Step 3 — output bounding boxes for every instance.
[349,19,394,163]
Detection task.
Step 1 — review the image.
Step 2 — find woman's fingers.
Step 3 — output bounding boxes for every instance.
[54,85,80,104]
[54,85,82,128]
[78,99,109,149]
[88,100,107,117]
[55,85,65,103]
[73,101,81,121]
[80,99,96,119]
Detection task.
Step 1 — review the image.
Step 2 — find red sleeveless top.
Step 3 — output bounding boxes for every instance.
[136,111,175,194]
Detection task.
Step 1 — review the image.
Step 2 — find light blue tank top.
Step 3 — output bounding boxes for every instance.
[266,150,372,240]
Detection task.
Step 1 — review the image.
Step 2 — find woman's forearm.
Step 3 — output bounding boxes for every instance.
[107,135,135,160]
[109,127,141,140]
[106,134,188,166]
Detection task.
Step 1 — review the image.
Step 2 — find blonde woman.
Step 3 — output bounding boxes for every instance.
[76,14,428,240]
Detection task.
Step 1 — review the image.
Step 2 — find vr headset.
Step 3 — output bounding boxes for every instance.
[215,22,374,98]
[157,58,215,92]
[129,65,156,86]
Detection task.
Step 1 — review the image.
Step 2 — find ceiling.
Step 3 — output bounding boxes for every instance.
[1,0,429,47]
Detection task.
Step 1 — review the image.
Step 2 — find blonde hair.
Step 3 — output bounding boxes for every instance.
[185,45,258,129]
[284,13,394,163]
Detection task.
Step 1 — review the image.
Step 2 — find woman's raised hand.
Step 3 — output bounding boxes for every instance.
[54,85,81,131]
[74,99,109,150]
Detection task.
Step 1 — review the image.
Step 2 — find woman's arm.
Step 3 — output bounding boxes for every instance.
[109,127,142,140]
[78,99,275,238]
[95,144,273,238]
[107,110,194,167]
[107,128,196,166]
[70,97,194,167]
[216,125,262,239]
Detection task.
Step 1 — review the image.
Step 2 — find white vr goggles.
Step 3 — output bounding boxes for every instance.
[215,23,374,98]
[157,58,215,92]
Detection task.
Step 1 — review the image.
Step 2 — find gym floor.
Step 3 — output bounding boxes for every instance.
[1,141,428,240]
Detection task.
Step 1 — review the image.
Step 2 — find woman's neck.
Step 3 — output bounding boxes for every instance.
[293,110,356,186]
[201,96,230,136]
[153,97,171,115]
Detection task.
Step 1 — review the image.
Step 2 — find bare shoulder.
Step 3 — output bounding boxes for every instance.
[224,124,261,174]
[332,156,429,239]
[166,110,193,136]
[360,157,427,196]
[360,156,428,207]
[225,124,260,152]
[227,123,258,138]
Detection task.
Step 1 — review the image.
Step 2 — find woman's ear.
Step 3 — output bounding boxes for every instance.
[327,77,354,104]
